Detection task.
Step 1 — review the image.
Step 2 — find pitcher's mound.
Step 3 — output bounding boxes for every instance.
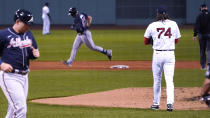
[31,87,209,110]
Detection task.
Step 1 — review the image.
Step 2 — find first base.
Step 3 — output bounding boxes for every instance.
[110,65,129,69]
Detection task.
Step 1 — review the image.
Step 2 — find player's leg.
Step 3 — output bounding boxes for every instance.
[0,72,27,118]
[202,64,210,96]
[24,74,29,100]
[202,37,210,95]
[84,30,112,60]
[42,18,45,34]
[43,18,47,35]
[84,30,104,51]
[198,34,207,69]
[163,51,175,109]
[4,105,14,118]
[46,17,50,34]
[66,35,83,66]
[201,78,210,96]
[200,64,210,107]
[152,51,163,107]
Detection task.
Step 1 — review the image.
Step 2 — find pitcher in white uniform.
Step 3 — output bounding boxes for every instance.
[42,2,51,35]
[144,5,181,111]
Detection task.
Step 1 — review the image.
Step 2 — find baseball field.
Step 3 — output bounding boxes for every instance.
[0,27,210,118]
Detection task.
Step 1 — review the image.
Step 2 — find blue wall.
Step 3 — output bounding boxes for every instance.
[0,0,209,25]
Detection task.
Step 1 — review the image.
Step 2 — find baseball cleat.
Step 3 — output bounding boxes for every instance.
[62,60,72,67]
[151,104,159,110]
[166,104,173,112]
[107,49,112,61]
[200,95,210,107]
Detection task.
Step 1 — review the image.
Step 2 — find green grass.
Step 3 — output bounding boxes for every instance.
[0,69,209,118]
[32,29,200,61]
[0,29,209,118]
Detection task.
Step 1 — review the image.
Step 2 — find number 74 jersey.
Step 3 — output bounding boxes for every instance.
[144,19,181,50]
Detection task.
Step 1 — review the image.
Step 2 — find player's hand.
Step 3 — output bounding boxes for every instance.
[193,37,197,41]
[31,46,40,58]
[0,62,13,73]
[70,25,74,29]
[70,24,76,30]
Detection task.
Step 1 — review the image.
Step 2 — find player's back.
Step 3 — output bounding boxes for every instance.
[74,13,88,31]
[42,6,49,18]
[148,19,181,50]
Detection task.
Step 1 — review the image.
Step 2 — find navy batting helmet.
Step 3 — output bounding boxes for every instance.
[14,9,34,25]
[68,7,78,17]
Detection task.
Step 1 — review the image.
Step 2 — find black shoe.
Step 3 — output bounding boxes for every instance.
[200,94,210,108]
[167,104,173,112]
[151,104,159,110]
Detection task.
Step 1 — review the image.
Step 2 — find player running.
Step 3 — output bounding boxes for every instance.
[144,5,181,111]
[63,7,112,66]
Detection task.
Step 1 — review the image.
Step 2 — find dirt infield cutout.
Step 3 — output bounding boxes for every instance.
[31,87,209,110]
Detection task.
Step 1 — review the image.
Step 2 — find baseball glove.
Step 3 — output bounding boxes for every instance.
[148,37,153,45]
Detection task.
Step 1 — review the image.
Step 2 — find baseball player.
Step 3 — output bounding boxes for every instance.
[200,67,210,107]
[0,9,40,118]
[193,4,210,108]
[42,2,51,35]
[144,5,181,111]
[193,4,210,70]
[63,7,112,66]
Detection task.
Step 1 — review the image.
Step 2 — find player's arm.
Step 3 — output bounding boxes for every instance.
[144,24,153,45]
[144,37,153,45]
[175,24,181,44]
[47,13,51,21]
[87,16,92,27]
[175,39,179,44]
[193,16,200,41]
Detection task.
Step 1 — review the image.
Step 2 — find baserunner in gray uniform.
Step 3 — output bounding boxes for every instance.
[63,7,112,66]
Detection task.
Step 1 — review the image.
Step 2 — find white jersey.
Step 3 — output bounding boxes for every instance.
[144,19,181,50]
[42,6,50,19]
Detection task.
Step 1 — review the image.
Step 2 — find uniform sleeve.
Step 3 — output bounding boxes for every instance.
[31,36,38,49]
[144,24,152,38]
[84,13,88,20]
[28,32,38,59]
[47,7,50,13]
[175,23,181,39]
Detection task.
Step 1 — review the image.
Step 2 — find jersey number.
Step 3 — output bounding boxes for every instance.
[157,28,172,39]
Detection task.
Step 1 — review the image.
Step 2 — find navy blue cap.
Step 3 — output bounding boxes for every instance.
[157,5,167,14]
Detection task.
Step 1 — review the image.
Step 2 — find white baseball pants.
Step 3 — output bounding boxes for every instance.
[67,30,104,64]
[0,71,28,118]
[42,16,50,35]
[152,50,175,105]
